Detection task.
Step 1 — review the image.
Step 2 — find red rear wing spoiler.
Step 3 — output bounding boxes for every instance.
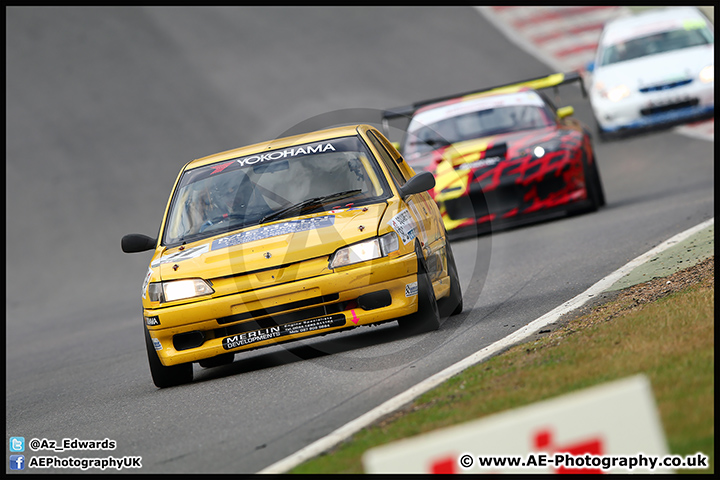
[381,71,587,134]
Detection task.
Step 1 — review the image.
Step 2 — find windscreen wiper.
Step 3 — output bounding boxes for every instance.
[260,189,362,224]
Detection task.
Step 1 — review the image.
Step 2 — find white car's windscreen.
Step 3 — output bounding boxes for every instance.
[599,24,713,66]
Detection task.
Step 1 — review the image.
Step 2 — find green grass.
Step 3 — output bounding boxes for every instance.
[290,258,714,474]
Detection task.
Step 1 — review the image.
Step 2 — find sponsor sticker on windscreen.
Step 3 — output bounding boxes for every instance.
[212,215,335,250]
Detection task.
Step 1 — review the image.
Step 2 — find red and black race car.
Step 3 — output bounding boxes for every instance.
[382,72,606,237]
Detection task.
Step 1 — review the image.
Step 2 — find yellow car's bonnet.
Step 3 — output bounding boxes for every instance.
[153,204,387,282]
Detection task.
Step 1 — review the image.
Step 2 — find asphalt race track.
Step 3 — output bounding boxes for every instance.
[6,7,714,474]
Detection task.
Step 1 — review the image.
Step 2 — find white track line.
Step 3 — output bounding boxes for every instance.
[259,217,714,473]
[677,119,715,141]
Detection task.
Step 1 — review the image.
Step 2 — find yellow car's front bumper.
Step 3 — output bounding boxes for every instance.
[145,251,432,366]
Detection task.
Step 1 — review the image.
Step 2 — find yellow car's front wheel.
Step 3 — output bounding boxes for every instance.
[144,324,193,388]
[438,240,463,319]
[397,242,441,334]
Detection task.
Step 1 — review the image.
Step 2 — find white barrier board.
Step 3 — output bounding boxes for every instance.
[363,374,671,474]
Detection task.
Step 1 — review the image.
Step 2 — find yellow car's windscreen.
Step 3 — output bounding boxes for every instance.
[163,136,391,246]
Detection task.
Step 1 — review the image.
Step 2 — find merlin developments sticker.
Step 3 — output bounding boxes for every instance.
[388,209,417,245]
[212,215,335,250]
[405,281,418,297]
[222,313,346,350]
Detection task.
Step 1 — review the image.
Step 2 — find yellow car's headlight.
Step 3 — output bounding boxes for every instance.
[699,65,714,83]
[148,278,214,303]
[329,233,399,269]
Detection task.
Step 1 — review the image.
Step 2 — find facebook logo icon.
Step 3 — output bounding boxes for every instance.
[10,437,25,452]
[10,455,25,470]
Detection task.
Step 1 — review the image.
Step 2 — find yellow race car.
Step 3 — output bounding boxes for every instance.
[122,124,462,388]
[383,72,605,238]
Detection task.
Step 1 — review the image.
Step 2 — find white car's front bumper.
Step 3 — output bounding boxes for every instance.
[590,79,714,133]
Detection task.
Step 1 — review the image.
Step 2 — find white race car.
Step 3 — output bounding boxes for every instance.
[586,6,714,140]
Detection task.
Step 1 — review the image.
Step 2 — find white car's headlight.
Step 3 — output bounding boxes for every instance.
[699,65,714,83]
[605,85,630,102]
[148,278,214,303]
[329,233,399,269]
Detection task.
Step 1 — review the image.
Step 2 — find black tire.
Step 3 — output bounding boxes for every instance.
[144,325,193,388]
[199,353,234,369]
[583,152,606,210]
[398,242,441,334]
[590,155,606,207]
[438,240,463,319]
[595,120,611,143]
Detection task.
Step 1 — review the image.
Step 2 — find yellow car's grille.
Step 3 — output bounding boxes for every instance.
[212,301,346,340]
[210,292,356,342]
